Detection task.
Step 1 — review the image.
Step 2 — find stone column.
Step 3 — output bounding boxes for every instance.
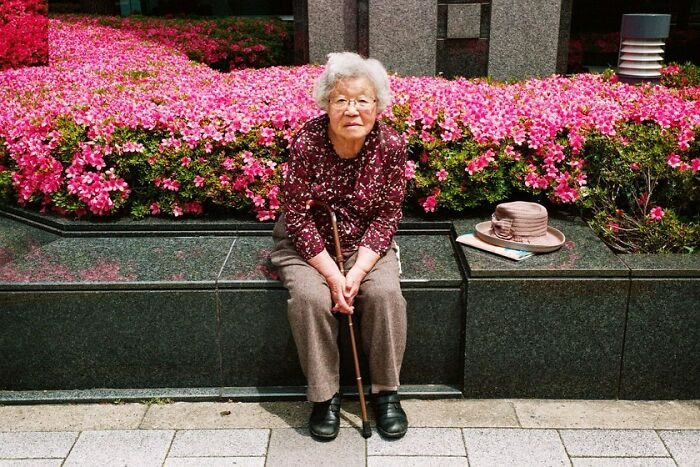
[304,0,357,64]
[368,0,437,76]
[488,0,572,80]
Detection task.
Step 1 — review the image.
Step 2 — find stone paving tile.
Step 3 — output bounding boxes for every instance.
[368,456,469,466]
[402,399,518,427]
[266,428,365,467]
[367,428,466,456]
[163,458,265,467]
[141,401,366,429]
[63,430,173,467]
[514,400,700,429]
[559,429,669,457]
[168,429,269,457]
[0,404,146,431]
[0,461,64,467]
[0,432,77,459]
[657,430,700,467]
[571,459,676,467]
[463,428,570,467]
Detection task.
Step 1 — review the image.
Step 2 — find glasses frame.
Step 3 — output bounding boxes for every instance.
[328,96,377,112]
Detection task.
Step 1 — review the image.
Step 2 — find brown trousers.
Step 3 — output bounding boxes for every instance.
[270,216,407,402]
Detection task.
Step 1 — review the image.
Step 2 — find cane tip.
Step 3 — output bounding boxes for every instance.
[362,422,372,438]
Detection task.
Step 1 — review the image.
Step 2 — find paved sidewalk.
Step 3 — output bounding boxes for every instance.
[0,399,698,466]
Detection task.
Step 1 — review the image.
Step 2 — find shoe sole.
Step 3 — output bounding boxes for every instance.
[309,429,339,441]
[377,426,407,439]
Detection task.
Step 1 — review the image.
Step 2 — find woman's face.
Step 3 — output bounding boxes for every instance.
[327,76,377,145]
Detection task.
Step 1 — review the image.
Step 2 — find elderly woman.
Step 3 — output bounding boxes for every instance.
[270,52,408,440]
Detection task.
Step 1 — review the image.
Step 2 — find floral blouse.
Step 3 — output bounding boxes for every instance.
[283,114,407,261]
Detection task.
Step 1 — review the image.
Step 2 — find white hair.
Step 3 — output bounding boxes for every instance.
[313,52,391,113]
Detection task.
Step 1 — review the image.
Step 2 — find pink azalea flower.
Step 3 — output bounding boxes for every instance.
[606,221,619,233]
[193,175,205,187]
[422,195,438,213]
[404,160,416,180]
[691,159,700,173]
[649,206,664,221]
[172,203,183,217]
[149,202,160,215]
[436,168,448,181]
[666,153,681,168]
[180,156,191,167]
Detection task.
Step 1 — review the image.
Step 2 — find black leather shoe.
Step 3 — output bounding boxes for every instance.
[373,391,408,438]
[309,393,341,440]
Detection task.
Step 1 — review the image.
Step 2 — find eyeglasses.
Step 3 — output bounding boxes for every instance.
[329,97,376,111]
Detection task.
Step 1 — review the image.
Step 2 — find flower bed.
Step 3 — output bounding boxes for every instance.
[0,0,48,70]
[0,19,698,252]
[57,14,291,71]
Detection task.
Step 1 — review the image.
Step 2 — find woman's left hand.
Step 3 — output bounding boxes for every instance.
[343,266,366,306]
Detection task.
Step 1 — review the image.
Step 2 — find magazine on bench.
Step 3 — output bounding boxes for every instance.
[456,232,534,261]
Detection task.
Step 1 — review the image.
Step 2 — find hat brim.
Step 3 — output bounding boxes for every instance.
[475,221,566,253]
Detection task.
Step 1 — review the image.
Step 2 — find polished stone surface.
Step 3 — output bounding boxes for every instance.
[0,291,219,390]
[219,234,462,287]
[437,38,489,79]
[0,236,233,287]
[219,289,305,387]
[453,217,628,277]
[0,215,59,266]
[464,278,627,398]
[621,278,700,399]
[307,0,348,64]
[619,253,700,277]
[488,0,564,80]
[447,3,481,39]
[369,0,437,76]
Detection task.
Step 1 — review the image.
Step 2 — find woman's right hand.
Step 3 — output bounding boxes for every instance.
[326,272,354,315]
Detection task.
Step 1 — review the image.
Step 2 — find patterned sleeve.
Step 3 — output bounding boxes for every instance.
[282,136,326,261]
[359,136,407,256]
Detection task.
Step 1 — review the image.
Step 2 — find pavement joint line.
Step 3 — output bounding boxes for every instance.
[655,430,681,467]
[511,401,523,427]
[556,429,572,459]
[460,428,471,466]
[161,428,177,467]
[264,428,272,466]
[138,404,149,429]
[60,430,80,467]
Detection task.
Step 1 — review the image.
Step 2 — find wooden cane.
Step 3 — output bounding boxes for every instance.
[306,199,372,438]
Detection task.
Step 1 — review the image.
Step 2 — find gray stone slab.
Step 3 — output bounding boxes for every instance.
[307,0,347,64]
[0,432,77,459]
[453,217,628,278]
[168,429,269,457]
[436,38,489,79]
[447,4,481,39]
[367,428,466,456]
[464,278,627,398]
[64,430,173,467]
[0,290,219,390]
[0,235,232,287]
[488,0,564,80]
[0,461,64,467]
[571,459,675,467]
[0,216,59,267]
[266,428,365,467]
[621,278,700,399]
[369,0,437,76]
[559,429,668,457]
[164,459,265,467]
[657,430,700,467]
[514,400,700,430]
[463,428,570,466]
[368,457,468,467]
[619,253,700,278]
[0,403,145,431]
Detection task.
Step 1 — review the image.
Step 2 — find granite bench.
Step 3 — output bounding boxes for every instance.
[0,206,697,403]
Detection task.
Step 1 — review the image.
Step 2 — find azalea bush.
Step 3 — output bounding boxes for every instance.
[58,14,291,70]
[0,0,48,70]
[661,62,700,90]
[0,18,698,253]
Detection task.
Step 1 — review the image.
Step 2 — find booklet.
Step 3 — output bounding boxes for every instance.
[456,232,534,261]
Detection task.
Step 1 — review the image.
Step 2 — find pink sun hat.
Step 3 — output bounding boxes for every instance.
[475,201,566,253]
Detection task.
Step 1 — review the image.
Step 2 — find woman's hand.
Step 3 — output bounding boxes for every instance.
[327,272,354,314]
[343,266,366,306]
